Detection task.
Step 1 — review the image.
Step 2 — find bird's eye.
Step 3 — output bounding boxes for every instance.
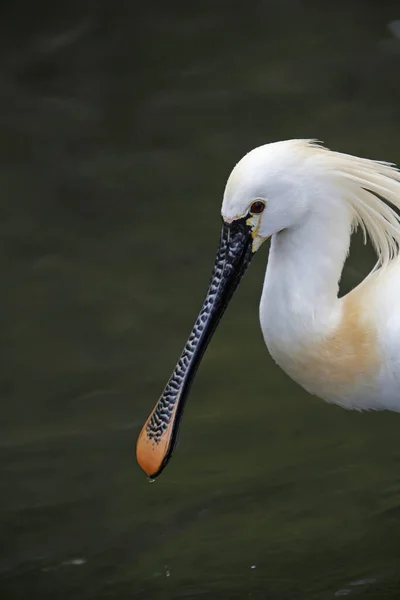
[250,200,265,215]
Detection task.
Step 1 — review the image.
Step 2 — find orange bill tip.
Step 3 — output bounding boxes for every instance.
[136,398,180,479]
[136,422,169,479]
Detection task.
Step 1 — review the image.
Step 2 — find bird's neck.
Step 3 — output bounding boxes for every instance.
[260,202,353,343]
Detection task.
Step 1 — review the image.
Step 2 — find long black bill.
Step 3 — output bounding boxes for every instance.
[136,218,254,479]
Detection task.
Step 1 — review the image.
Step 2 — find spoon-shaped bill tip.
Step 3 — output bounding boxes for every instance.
[136,396,180,479]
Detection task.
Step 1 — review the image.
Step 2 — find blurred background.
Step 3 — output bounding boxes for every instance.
[2,1,400,598]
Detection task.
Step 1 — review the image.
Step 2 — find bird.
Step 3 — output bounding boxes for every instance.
[136,139,400,480]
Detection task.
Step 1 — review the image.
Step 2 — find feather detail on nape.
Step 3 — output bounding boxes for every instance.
[302,140,400,272]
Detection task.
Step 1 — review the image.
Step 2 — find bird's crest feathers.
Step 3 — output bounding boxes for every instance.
[299,139,400,271]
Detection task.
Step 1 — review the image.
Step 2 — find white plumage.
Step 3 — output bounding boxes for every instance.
[222,140,400,410]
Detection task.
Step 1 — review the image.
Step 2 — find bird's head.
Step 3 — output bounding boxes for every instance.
[136,140,323,479]
[222,139,318,250]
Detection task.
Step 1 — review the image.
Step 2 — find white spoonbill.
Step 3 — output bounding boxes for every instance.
[137,139,400,479]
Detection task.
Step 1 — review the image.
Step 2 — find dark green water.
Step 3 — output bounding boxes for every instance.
[2,1,400,598]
